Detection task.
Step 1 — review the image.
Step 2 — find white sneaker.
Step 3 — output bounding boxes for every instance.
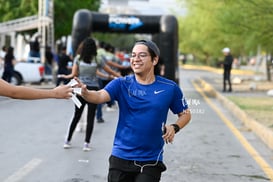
[63,141,71,149]
[76,125,84,132]
[106,107,116,112]
[83,143,91,151]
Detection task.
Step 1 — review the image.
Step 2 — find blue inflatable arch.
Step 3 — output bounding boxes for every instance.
[71,9,179,83]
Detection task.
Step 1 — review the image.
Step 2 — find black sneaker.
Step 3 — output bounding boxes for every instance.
[97,118,105,123]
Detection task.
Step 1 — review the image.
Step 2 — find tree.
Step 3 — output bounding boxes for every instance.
[0,0,100,40]
[178,0,245,64]
[0,0,38,21]
[54,0,100,39]
[178,0,273,70]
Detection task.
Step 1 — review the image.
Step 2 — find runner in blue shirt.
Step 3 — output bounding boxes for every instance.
[75,39,191,182]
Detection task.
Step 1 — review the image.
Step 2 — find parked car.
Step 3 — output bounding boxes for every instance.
[0,58,45,85]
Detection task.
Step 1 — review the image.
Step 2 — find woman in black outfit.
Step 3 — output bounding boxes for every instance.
[2,47,16,83]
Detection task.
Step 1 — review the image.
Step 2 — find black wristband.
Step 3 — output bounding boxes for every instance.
[171,124,180,133]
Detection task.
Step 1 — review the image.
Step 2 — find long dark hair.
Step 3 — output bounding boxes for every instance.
[5,46,14,60]
[79,37,97,64]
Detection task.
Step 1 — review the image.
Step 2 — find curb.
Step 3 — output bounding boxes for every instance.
[197,78,273,151]
[182,64,256,75]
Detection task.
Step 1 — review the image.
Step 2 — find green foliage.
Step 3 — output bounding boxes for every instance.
[54,0,100,39]
[0,0,100,40]
[178,0,273,65]
[0,0,38,21]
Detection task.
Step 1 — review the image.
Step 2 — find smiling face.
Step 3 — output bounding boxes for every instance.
[130,44,158,76]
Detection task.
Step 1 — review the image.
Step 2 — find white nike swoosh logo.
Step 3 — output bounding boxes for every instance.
[154,90,165,94]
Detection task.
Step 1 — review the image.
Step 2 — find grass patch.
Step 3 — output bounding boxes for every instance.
[227,96,273,128]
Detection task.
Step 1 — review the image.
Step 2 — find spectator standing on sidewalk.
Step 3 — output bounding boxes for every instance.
[222,47,233,92]
[2,46,16,83]
[27,36,40,62]
[56,46,72,86]
[45,46,54,75]
[76,39,191,181]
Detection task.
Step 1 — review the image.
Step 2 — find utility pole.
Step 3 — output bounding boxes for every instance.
[38,0,54,63]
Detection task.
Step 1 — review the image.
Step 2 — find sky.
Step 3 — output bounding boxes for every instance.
[100,0,186,16]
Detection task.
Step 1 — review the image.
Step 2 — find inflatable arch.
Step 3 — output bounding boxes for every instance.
[71,9,179,83]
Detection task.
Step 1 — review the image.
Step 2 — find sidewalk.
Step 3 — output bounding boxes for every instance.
[182,64,273,151]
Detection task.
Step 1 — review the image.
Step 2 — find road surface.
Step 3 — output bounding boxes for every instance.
[0,68,272,182]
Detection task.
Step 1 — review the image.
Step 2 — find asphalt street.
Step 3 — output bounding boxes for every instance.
[0,68,273,182]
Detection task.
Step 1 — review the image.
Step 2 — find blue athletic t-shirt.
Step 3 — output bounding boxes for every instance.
[104,75,188,162]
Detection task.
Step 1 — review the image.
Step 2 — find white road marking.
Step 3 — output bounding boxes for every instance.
[3,158,42,182]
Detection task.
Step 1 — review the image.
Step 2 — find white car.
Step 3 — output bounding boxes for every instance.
[0,58,45,85]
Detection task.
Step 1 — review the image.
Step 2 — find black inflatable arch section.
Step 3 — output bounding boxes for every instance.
[71,9,179,83]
